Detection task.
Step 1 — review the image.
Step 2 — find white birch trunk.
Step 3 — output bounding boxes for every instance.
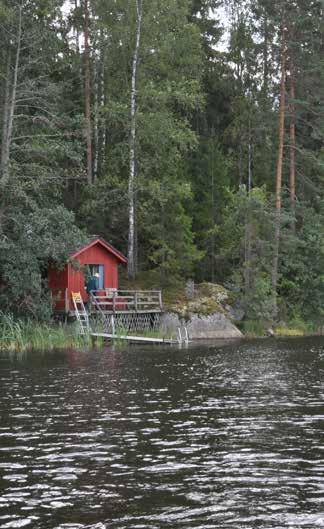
[128,0,142,279]
[1,3,22,183]
[93,29,105,180]
[75,0,80,54]
[1,50,11,177]
[99,31,106,175]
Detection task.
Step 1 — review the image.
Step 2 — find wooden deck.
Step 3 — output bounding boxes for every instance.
[90,289,163,314]
[51,289,163,315]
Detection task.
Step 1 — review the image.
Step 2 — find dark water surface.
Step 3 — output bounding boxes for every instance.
[0,338,323,529]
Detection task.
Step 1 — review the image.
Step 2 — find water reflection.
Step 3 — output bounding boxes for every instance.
[0,338,323,528]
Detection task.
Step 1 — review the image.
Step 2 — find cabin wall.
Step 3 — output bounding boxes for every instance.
[68,245,119,305]
[49,241,124,312]
[48,265,68,311]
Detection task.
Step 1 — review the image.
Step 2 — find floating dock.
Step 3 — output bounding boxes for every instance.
[91,332,180,344]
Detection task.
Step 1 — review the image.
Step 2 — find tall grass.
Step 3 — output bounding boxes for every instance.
[241,319,266,337]
[274,319,319,337]
[241,318,321,338]
[0,313,92,352]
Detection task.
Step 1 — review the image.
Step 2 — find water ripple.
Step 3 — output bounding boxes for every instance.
[0,338,323,528]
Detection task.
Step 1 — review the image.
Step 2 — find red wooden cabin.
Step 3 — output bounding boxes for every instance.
[48,237,127,313]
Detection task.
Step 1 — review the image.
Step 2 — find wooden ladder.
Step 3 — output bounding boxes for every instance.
[72,292,90,335]
[177,326,189,344]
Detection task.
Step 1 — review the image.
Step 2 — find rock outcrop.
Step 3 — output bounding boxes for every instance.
[161,311,243,340]
[162,282,243,340]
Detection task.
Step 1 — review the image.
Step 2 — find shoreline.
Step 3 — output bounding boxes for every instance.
[0,321,323,354]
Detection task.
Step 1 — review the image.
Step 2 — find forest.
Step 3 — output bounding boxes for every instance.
[0,0,323,328]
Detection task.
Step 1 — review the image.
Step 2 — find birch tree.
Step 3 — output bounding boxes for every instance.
[0,2,22,184]
[127,0,142,279]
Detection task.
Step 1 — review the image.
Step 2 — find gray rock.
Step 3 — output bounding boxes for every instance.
[185,280,195,299]
[226,305,245,322]
[161,311,243,340]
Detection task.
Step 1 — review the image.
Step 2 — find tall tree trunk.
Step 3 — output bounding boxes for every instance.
[83,0,93,185]
[1,4,22,184]
[1,50,12,180]
[94,29,106,180]
[272,17,286,313]
[238,141,243,185]
[263,15,269,96]
[128,0,142,279]
[244,118,253,297]
[248,118,252,193]
[75,0,80,53]
[289,63,296,231]
[75,0,83,80]
[211,141,215,283]
[97,30,106,178]
[93,55,99,181]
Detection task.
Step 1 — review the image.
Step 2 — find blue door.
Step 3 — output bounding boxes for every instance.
[98,265,104,289]
[89,264,105,289]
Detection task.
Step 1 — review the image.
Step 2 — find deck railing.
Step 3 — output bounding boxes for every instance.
[90,289,163,313]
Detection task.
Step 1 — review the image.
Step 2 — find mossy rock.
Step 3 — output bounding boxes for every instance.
[198,282,229,301]
[165,282,232,318]
[121,274,235,319]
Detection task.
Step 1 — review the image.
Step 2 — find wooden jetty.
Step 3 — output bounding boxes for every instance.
[71,289,189,344]
[91,332,180,344]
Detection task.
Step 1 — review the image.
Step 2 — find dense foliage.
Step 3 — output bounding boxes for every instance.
[0,0,323,323]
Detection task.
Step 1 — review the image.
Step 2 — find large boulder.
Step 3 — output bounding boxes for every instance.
[162,282,243,339]
[161,311,243,340]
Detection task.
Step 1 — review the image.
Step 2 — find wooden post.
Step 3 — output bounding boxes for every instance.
[158,291,162,311]
[65,288,69,314]
[113,290,116,313]
[135,291,138,312]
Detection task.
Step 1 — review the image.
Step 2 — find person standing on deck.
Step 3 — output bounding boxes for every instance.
[85,272,99,295]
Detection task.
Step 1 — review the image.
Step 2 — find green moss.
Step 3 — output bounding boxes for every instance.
[162,281,231,318]
[199,282,229,300]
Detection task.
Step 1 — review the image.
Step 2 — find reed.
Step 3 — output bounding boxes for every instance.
[0,313,92,352]
[241,319,266,337]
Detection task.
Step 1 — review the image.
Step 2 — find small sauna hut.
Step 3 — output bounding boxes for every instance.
[48,237,127,313]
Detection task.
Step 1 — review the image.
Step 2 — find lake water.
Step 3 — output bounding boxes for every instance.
[0,338,323,529]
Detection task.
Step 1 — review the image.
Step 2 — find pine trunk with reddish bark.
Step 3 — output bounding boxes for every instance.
[289,64,296,230]
[272,16,286,312]
[83,0,92,185]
